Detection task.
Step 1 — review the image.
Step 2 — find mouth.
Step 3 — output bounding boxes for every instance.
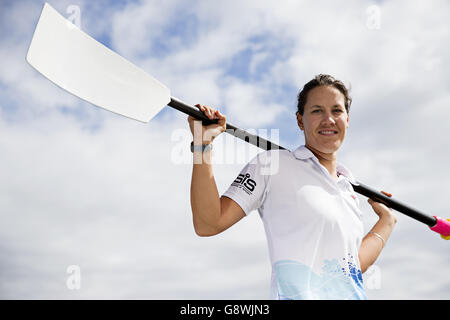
[318,130,338,136]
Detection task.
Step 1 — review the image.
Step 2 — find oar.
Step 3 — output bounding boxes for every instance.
[26,3,450,240]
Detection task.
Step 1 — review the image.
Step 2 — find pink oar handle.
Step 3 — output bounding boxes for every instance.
[430,216,450,240]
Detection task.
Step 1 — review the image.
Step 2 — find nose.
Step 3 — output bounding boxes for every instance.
[320,111,336,125]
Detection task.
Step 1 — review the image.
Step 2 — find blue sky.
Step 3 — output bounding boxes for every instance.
[0,0,450,299]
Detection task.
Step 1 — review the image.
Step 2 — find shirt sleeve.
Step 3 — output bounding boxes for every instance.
[222,151,273,216]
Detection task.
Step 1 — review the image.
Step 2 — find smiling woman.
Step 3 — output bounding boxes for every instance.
[295,74,351,180]
[188,74,397,300]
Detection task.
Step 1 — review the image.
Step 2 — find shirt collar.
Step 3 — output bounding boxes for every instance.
[292,145,356,184]
[292,145,315,160]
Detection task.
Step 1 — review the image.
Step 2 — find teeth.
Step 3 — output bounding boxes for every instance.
[319,131,337,134]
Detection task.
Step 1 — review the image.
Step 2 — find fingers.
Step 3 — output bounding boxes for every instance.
[195,104,223,120]
[381,190,392,197]
[216,109,226,126]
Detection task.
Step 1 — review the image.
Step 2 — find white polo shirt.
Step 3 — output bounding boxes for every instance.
[222,145,366,300]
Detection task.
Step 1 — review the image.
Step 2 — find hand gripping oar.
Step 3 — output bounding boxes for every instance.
[350,182,450,240]
[26,3,450,240]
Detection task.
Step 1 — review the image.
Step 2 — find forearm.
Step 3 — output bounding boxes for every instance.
[190,150,221,235]
[358,216,396,273]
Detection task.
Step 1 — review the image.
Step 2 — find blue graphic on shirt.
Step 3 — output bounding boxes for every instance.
[275,256,366,300]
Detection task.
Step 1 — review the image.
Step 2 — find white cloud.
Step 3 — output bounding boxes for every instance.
[222,78,287,128]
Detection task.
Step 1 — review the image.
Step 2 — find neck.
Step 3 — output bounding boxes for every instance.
[305,144,338,179]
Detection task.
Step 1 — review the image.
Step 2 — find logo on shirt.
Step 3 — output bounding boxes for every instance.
[231,173,257,195]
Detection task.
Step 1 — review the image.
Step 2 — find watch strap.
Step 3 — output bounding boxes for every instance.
[190,141,213,153]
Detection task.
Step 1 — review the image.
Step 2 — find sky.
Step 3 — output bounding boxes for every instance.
[0,0,449,299]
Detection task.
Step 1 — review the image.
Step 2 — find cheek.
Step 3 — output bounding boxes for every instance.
[338,116,349,128]
[303,117,319,129]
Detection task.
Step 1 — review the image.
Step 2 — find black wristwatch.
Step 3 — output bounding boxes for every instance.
[190,141,213,153]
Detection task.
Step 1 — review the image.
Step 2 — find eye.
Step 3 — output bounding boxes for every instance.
[333,109,343,113]
[312,109,321,113]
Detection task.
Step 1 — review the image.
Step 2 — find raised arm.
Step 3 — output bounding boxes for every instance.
[188,104,246,237]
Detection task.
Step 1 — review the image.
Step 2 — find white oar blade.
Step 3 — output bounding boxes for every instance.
[26,3,171,123]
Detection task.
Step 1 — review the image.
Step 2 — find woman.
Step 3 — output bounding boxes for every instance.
[188,74,397,300]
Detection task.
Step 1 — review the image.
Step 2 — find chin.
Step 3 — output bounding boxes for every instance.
[320,146,341,154]
[308,140,343,154]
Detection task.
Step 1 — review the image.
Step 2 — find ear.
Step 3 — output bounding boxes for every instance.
[296,111,304,130]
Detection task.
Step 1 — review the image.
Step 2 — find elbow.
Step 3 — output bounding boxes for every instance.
[360,264,368,274]
[358,254,371,274]
[192,208,223,237]
[194,229,217,237]
[193,222,221,237]
[194,223,221,237]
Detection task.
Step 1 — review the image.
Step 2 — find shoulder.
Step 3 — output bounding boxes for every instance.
[245,149,296,178]
[250,148,292,162]
[247,149,292,168]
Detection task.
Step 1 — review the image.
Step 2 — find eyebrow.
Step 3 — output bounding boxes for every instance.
[310,104,344,109]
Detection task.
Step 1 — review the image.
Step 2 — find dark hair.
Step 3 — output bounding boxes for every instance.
[296,74,352,115]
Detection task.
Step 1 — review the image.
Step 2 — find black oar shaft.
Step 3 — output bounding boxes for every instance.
[168,96,437,228]
[168,97,286,151]
[351,181,437,227]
